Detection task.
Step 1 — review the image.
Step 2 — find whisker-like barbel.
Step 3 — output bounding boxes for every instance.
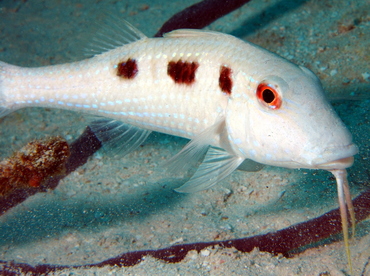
[330,169,356,273]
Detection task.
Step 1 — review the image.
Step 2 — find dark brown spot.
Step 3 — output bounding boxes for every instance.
[167,60,199,85]
[117,58,138,79]
[219,65,232,94]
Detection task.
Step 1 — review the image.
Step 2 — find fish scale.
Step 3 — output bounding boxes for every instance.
[1,35,236,139]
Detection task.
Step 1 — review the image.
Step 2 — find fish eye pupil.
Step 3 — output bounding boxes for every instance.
[262,88,275,103]
[256,82,282,109]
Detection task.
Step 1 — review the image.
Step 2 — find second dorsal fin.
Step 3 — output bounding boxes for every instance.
[163,29,223,38]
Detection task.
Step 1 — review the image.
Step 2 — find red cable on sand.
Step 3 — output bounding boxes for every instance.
[155,0,252,37]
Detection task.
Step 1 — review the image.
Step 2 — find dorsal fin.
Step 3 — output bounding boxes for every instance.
[84,14,147,56]
[163,29,223,38]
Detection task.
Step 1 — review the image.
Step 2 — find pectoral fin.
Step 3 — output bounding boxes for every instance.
[164,119,225,173]
[175,147,244,193]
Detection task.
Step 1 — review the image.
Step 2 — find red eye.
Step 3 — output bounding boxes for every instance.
[256,83,282,109]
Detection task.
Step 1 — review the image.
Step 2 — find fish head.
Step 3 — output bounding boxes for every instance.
[225,62,358,170]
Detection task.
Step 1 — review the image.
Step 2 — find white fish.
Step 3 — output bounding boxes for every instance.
[0,18,358,270]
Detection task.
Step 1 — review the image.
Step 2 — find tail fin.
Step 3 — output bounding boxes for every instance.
[0,61,13,118]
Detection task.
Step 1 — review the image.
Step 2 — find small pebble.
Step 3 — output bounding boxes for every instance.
[169,237,184,245]
[200,249,210,257]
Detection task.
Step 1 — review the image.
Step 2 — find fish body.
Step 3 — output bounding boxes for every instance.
[0,17,359,271]
[0,31,232,140]
[0,19,357,191]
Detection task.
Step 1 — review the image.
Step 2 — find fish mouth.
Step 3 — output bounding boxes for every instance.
[316,156,355,170]
[314,143,358,170]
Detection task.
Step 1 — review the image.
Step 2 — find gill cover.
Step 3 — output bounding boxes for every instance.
[225,75,288,161]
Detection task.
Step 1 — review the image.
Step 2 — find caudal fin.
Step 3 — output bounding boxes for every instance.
[0,61,13,118]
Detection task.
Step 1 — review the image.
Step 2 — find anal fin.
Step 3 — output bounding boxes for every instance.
[237,159,264,172]
[89,117,151,157]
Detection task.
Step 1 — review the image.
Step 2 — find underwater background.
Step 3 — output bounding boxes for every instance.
[0,0,369,275]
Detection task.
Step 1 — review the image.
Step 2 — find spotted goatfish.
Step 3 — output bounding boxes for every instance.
[0,18,358,270]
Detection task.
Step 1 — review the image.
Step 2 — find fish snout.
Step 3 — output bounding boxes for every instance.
[314,143,358,170]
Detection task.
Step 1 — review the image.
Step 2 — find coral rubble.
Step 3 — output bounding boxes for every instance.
[0,137,70,196]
